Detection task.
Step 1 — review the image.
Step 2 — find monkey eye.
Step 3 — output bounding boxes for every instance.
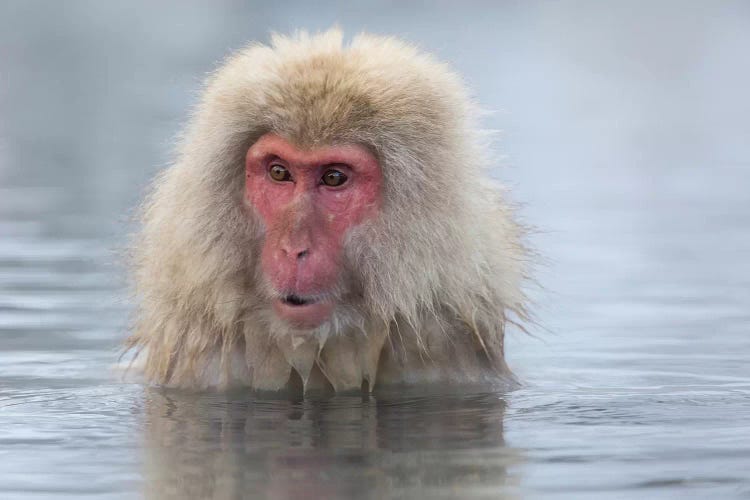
[321,169,348,187]
[269,164,292,182]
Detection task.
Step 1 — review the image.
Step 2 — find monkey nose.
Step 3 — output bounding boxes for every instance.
[280,246,310,261]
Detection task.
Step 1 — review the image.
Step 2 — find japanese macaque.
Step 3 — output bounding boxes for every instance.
[126,29,529,393]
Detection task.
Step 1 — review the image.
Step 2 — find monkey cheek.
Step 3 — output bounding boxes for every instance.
[272,300,335,330]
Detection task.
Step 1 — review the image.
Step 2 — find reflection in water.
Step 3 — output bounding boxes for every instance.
[142,389,520,499]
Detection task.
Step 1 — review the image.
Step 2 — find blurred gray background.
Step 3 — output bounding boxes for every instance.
[1,1,749,498]
[1,1,748,300]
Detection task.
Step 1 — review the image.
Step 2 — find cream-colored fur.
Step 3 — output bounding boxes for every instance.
[126,29,529,392]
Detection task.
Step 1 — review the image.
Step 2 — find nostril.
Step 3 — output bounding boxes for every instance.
[279,242,309,260]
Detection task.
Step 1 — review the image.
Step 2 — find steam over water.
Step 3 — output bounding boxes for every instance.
[1,1,749,498]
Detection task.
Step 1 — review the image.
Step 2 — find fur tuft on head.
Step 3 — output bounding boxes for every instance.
[125,28,530,391]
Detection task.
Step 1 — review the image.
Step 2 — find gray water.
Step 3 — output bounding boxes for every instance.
[1,1,749,498]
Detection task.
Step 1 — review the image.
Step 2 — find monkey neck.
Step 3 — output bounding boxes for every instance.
[242,320,387,393]
[236,312,510,394]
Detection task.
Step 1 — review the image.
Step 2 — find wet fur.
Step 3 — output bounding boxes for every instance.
[125,29,530,392]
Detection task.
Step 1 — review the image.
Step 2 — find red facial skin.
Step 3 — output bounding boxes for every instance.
[245,133,382,330]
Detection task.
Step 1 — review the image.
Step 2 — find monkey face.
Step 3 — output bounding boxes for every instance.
[244,133,383,330]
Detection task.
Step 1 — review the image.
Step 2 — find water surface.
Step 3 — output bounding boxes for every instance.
[1,1,749,498]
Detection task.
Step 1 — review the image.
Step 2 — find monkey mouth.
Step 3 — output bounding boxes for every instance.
[273,292,335,329]
[281,294,315,306]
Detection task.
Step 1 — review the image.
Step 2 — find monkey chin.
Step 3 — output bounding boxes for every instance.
[271,298,335,331]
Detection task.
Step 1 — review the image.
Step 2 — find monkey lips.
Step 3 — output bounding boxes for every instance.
[245,133,383,330]
[272,293,336,330]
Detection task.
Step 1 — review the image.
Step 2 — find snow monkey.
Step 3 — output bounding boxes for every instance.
[126,29,529,393]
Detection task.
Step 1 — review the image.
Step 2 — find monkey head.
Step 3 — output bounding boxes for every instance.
[127,29,528,390]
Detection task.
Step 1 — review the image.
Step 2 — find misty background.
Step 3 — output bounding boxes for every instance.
[1,1,749,498]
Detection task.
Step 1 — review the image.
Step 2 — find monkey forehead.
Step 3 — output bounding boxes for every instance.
[205,30,474,153]
[246,133,380,173]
